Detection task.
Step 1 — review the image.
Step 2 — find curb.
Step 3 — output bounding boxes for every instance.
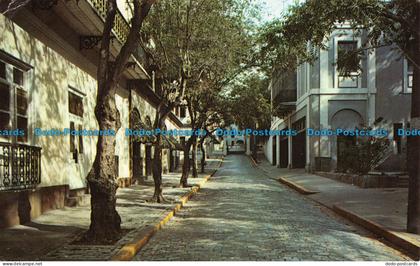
[267,171,419,259]
[332,205,420,260]
[111,158,224,261]
[276,177,319,195]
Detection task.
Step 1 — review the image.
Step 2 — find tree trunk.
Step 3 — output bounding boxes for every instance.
[407,1,420,234]
[85,91,122,243]
[150,137,165,203]
[200,139,206,173]
[150,103,171,203]
[83,0,155,243]
[180,138,193,187]
[252,135,258,160]
[192,139,198,178]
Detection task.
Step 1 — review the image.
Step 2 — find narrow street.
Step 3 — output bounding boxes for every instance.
[135,155,406,261]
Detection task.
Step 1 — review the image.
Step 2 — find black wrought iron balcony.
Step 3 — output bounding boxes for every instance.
[271,70,297,117]
[88,0,130,43]
[0,142,42,191]
[87,0,149,69]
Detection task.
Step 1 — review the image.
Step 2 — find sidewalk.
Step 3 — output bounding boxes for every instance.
[257,158,420,258]
[0,157,223,261]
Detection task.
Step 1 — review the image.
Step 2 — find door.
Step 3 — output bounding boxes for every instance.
[272,137,277,166]
[292,131,306,168]
[280,137,288,168]
[132,142,143,178]
[145,145,152,177]
[337,136,356,171]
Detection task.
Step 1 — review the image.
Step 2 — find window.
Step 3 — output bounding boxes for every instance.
[69,91,84,117]
[0,83,10,131]
[404,59,413,93]
[337,40,360,88]
[13,68,24,86]
[393,123,403,154]
[16,88,28,142]
[180,106,186,118]
[68,89,84,162]
[70,121,75,153]
[0,62,5,80]
[337,41,358,73]
[0,60,29,143]
[78,124,83,154]
[408,61,413,86]
[69,122,84,155]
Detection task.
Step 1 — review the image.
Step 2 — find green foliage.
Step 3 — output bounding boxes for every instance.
[336,40,365,76]
[144,0,258,85]
[226,74,271,129]
[258,0,417,72]
[143,0,261,130]
[338,134,390,175]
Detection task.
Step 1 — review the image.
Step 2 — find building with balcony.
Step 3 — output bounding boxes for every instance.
[0,0,187,228]
[264,24,412,173]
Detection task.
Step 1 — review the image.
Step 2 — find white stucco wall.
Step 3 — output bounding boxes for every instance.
[0,14,100,189]
[263,136,273,165]
[115,88,130,178]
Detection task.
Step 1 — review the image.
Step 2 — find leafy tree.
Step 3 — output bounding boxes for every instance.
[228,74,271,130]
[227,74,271,158]
[258,0,420,233]
[144,0,258,188]
[139,0,195,202]
[180,79,231,185]
[150,80,183,202]
[85,0,156,243]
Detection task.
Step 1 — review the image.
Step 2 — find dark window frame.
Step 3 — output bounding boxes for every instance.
[336,40,360,88]
[180,105,186,118]
[406,60,413,92]
[393,123,403,154]
[68,88,85,161]
[0,60,29,143]
[68,91,84,118]
[0,61,6,80]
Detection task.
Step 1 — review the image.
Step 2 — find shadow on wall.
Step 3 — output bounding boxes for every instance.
[376,45,411,122]
[1,16,99,226]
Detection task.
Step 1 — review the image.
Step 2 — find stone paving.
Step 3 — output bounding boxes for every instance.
[135,155,408,261]
[0,157,222,261]
[257,158,420,245]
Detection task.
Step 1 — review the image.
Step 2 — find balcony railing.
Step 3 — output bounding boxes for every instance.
[88,0,130,43]
[272,70,297,117]
[0,142,42,191]
[272,70,297,103]
[87,0,149,68]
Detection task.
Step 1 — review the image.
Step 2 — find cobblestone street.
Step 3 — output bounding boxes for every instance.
[135,155,407,261]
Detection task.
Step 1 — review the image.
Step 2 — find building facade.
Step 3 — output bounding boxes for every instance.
[0,0,187,228]
[265,24,412,173]
[224,124,246,154]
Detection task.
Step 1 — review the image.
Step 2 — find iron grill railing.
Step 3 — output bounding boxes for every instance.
[88,0,130,44]
[0,142,42,191]
[87,0,149,66]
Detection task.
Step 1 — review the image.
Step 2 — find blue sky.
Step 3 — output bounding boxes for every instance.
[260,0,296,21]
